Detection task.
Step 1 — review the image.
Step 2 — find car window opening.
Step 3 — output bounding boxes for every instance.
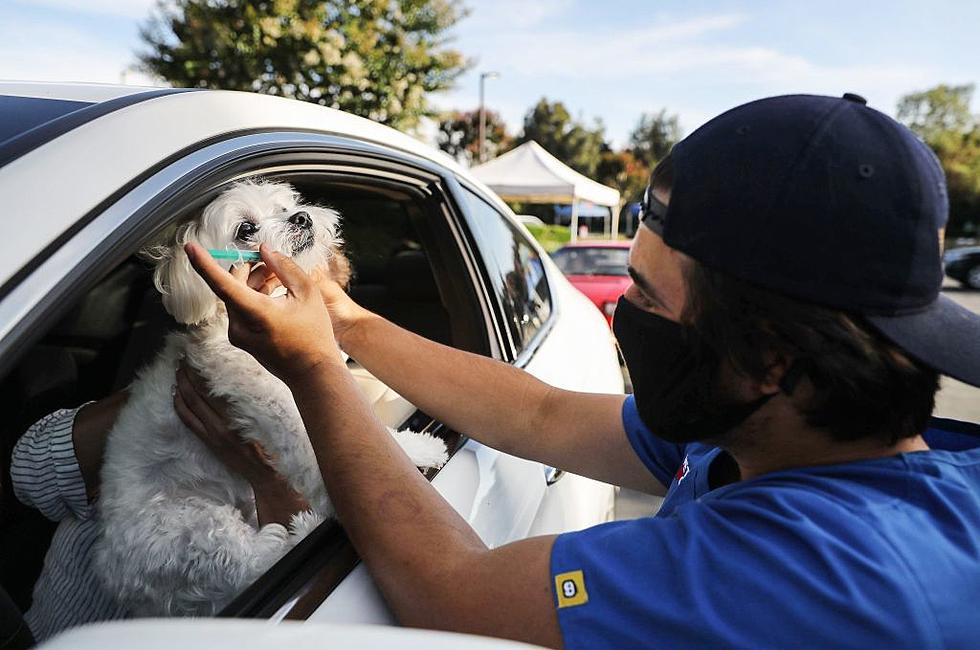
[0,170,480,631]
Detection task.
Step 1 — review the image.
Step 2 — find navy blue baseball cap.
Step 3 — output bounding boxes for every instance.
[640,92,980,387]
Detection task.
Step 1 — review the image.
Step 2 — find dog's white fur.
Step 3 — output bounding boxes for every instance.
[93,181,447,617]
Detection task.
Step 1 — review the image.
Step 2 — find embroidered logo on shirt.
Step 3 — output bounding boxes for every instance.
[675,455,690,484]
[555,570,589,608]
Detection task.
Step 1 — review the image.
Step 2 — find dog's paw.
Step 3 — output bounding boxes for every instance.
[289,509,327,540]
[390,428,449,470]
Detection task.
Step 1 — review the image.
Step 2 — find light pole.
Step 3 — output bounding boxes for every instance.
[478,71,499,164]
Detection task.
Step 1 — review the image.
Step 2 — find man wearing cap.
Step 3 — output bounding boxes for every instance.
[178,93,980,648]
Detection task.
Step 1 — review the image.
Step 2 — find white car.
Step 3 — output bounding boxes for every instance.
[0,83,622,642]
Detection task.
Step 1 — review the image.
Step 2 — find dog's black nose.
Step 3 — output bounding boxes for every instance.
[288,211,312,229]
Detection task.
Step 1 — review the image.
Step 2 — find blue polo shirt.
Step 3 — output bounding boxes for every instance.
[550,395,980,649]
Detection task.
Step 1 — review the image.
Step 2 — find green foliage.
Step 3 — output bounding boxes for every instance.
[897,85,975,143]
[628,109,682,166]
[436,108,511,164]
[139,0,470,131]
[898,84,980,237]
[514,98,605,177]
[596,148,650,204]
[523,222,571,253]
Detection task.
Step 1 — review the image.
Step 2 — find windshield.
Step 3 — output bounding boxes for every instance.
[551,246,629,276]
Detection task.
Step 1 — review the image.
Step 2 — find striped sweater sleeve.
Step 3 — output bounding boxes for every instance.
[10,406,92,521]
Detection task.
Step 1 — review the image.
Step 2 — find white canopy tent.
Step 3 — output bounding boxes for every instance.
[470,141,621,241]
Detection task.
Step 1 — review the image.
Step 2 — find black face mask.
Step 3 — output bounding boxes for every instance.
[612,296,774,444]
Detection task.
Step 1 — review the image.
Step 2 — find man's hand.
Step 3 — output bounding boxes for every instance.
[184,242,342,383]
[173,362,310,528]
[243,261,283,295]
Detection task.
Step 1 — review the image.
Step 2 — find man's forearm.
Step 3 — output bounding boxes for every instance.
[290,359,487,620]
[341,314,551,457]
[340,314,662,493]
[289,358,562,645]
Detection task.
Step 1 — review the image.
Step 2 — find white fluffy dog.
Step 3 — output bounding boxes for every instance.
[94,180,448,617]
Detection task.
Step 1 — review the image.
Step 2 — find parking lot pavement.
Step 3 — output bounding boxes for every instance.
[615,488,664,520]
[615,286,980,521]
[934,285,980,422]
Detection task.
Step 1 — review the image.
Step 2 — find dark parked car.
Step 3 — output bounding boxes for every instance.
[944,247,980,289]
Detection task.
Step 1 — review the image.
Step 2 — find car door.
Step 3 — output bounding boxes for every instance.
[453,184,622,537]
[0,128,587,631]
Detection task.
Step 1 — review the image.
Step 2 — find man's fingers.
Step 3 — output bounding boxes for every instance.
[175,367,229,439]
[179,362,210,403]
[249,264,282,295]
[231,263,251,283]
[259,244,311,298]
[247,263,277,293]
[182,363,231,419]
[173,387,208,441]
[185,242,263,309]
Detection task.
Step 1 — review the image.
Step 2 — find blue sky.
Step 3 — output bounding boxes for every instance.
[2,0,978,148]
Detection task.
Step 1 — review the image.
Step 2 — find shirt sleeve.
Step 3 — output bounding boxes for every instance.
[621,394,687,487]
[10,406,93,522]
[923,417,980,451]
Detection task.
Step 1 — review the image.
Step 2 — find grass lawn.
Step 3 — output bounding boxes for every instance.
[524,223,571,253]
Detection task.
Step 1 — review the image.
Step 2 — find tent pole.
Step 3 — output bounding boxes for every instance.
[570,197,579,243]
[610,202,621,241]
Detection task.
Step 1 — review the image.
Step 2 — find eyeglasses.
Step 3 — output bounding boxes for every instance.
[638,184,668,236]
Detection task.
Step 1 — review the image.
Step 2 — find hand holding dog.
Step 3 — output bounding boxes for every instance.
[173,363,310,528]
[184,242,342,383]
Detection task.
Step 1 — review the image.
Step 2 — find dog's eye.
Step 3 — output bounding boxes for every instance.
[236,222,258,241]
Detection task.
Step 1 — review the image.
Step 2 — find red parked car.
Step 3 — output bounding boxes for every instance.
[551,241,631,326]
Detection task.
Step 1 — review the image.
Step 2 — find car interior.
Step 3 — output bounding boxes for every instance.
[0,171,486,620]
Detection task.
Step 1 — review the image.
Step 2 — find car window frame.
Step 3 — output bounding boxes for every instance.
[0,131,512,622]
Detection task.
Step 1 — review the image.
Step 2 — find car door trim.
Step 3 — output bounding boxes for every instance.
[451,177,560,368]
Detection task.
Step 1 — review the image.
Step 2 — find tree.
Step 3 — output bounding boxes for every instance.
[139,0,470,131]
[515,98,605,177]
[596,147,649,204]
[897,84,980,238]
[436,109,511,164]
[628,109,682,167]
[897,84,975,143]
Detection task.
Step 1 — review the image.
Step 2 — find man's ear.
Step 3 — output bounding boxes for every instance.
[760,353,793,396]
[143,222,219,325]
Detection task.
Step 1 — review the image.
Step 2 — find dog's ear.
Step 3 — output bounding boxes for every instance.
[142,221,219,325]
[327,247,352,289]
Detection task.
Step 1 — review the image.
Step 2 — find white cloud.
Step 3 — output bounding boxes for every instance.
[477,13,930,91]
[0,19,158,86]
[452,10,939,140]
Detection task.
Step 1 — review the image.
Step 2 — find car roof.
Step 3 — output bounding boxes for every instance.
[0,82,481,290]
[0,81,153,103]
